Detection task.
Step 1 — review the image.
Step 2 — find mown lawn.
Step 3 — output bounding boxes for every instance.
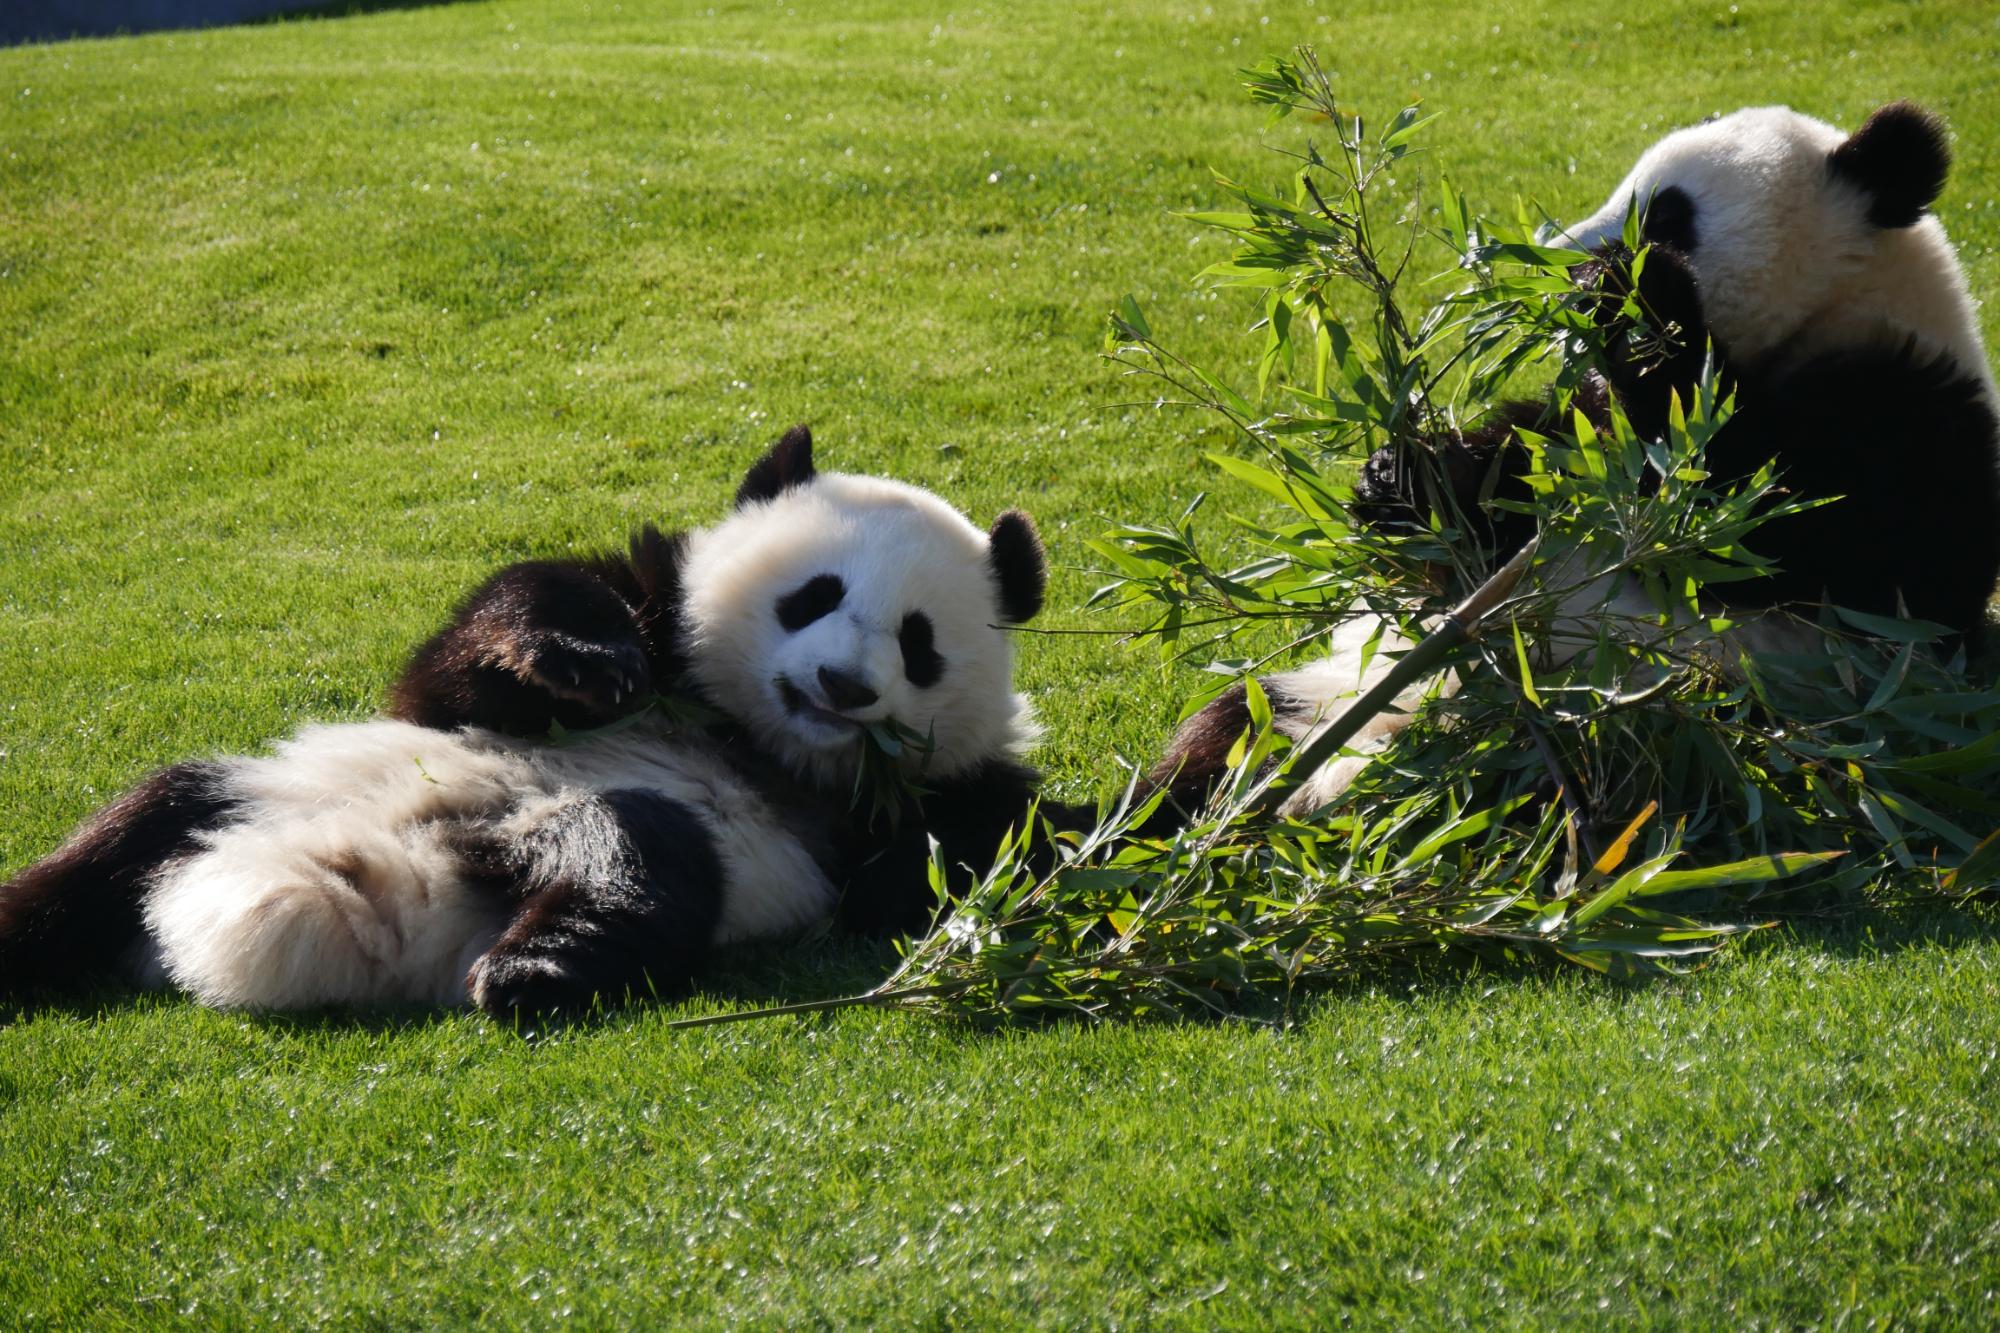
[4,0,1999,1324]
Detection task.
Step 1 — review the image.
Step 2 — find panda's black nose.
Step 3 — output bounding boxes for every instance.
[817,666,879,712]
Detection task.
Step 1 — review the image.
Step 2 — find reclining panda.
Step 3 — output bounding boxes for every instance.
[1152,101,2000,815]
[0,428,1063,1018]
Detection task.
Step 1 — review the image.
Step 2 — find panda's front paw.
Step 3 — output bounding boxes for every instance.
[1349,440,1492,537]
[1583,243,1706,349]
[467,952,597,1025]
[1349,446,1413,529]
[519,633,652,721]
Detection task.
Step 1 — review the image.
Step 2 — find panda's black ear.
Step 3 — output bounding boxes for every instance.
[735,425,817,507]
[1829,101,1950,229]
[987,510,1047,624]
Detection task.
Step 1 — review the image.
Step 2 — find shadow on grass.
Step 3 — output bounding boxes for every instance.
[1733,896,2000,961]
[5,899,1995,1038]
[2,0,482,47]
[650,895,2000,1033]
[0,982,457,1035]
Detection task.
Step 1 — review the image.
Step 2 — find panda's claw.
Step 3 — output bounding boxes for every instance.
[523,635,653,718]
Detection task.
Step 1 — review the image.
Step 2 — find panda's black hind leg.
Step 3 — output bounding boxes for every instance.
[0,762,240,998]
[466,790,726,1024]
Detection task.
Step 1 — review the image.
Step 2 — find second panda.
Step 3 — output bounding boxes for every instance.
[1152,101,2000,817]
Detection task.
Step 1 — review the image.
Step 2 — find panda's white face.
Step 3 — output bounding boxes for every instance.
[1564,107,1863,365]
[1562,104,1987,378]
[680,471,1034,784]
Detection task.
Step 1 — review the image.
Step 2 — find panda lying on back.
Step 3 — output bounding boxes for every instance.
[0,428,1060,1018]
[1152,101,2000,816]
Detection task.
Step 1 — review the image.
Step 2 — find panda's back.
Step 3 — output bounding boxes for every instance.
[1719,333,2000,638]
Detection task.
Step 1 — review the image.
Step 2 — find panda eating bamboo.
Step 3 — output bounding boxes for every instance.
[0,428,1063,1018]
[1150,101,2000,817]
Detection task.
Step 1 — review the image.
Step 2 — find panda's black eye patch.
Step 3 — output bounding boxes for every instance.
[1641,185,1699,254]
[899,611,944,688]
[776,574,845,631]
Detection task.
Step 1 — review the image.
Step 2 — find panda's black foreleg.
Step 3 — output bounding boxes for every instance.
[834,760,1086,938]
[390,559,656,738]
[1349,241,1716,554]
[466,789,726,1022]
[0,761,240,998]
[1582,239,1714,441]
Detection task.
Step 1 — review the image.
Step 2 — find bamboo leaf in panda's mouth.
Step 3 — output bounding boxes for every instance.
[852,718,938,827]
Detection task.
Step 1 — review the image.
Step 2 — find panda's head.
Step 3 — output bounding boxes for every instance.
[680,427,1047,784]
[1564,102,1985,374]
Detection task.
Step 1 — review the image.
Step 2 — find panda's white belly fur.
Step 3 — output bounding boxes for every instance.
[140,719,835,1010]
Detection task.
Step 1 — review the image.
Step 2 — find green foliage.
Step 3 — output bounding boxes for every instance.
[853,717,940,827]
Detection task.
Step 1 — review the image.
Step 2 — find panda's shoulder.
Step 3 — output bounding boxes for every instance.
[1767,336,1993,426]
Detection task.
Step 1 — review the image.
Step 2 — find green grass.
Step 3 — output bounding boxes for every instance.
[5,0,2000,1323]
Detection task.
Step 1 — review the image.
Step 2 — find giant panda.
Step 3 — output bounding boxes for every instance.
[1150,101,2000,817]
[0,427,1063,1018]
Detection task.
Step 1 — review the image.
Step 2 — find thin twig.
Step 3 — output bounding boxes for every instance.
[657,982,974,1032]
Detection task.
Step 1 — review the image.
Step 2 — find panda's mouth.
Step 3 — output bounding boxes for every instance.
[776,676,865,734]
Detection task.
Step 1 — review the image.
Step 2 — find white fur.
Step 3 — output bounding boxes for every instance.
[141,719,841,1009]
[1271,572,1820,815]
[529,731,836,945]
[145,722,527,1008]
[681,471,1036,785]
[1267,614,1424,815]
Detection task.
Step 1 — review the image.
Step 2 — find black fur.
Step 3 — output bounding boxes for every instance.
[832,759,1081,938]
[1701,336,2000,634]
[899,611,944,687]
[1641,185,1700,255]
[1141,682,1257,827]
[0,762,239,995]
[390,525,688,737]
[987,510,1047,624]
[1133,679,1333,834]
[776,573,845,631]
[467,790,728,1019]
[1829,101,1951,229]
[735,424,817,507]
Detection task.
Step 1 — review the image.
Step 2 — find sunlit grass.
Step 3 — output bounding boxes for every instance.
[5,0,2000,1323]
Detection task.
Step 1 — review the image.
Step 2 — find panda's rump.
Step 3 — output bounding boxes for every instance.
[139,720,837,1010]
[146,812,506,1009]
